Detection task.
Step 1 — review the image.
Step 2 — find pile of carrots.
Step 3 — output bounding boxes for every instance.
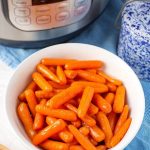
[17,58,132,150]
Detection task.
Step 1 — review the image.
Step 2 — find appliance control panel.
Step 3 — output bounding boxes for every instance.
[7,0,92,31]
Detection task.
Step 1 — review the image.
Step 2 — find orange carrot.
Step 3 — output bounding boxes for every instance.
[41,58,76,66]
[33,119,66,145]
[18,81,37,101]
[86,69,97,74]
[87,103,99,116]
[46,116,57,125]
[105,93,115,105]
[110,118,132,147]
[59,130,74,143]
[46,84,83,108]
[113,85,126,113]
[89,137,98,146]
[114,105,129,134]
[77,70,105,83]
[17,102,36,139]
[65,104,96,127]
[53,89,65,94]
[97,112,113,147]
[64,70,77,79]
[98,71,122,86]
[106,82,117,92]
[79,126,90,136]
[69,145,85,150]
[71,81,108,93]
[96,145,107,150]
[68,125,97,150]
[48,81,69,89]
[56,66,67,85]
[107,111,118,132]
[72,119,82,128]
[89,125,105,142]
[78,86,94,118]
[65,60,104,70]
[37,64,60,83]
[33,99,46,130]
[93,94,112,114]
[40,140,69,150]
[35,90,54,99]
[32,72,53,91]
[48,66,56,74]
[36,105,77,121]
[25,89,38,117]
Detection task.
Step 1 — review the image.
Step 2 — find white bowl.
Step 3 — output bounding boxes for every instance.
[4,43,145,150]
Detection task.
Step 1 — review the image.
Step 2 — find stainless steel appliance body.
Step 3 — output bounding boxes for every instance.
[0,0,110,48]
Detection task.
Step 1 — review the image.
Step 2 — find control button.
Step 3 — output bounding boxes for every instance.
[36,6,50,13]
[57,2,69,10]
[36,16,51,24]
[14,8,30,17]
[56,12,69,21]
[15,17,31,25]
[13,0,31,6]
[74,0,87,7]
[74,6,87,16]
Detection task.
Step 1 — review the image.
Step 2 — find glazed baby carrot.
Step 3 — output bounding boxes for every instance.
[97,112,113,147]
[96,145,107,150]
[71,119,82,128]
[37,64,60,83]
[46,117,74,143]
[35,90,54,99]
[107,111,118,132]
[113,85,126,113]
[59,130,74,143]
[36,105,77,121]
[78,86,94,118]
[114,105,129,134]
[105,93,115,105]
[33,99,46,130]
[98,71,122,86]
[48,66,56,74]
[87,103,99,116]
[46,84,83,108]
[40,140,69,150]
[46,116,57,125]
[68,125,97,150]
[17,102,36,139]
[86,69,97,74]
[33,119,66,145]
[79,126,90,136]
[56,66,67,85]
[41,58,76,66]
[89,137,98,146]
[93,94,112,114]
[65,60,104,70]
[48,81,69,89]
[106,82,117,92]
[32,72,53,91]
[110,117,132,147]
[65,104,96,127]
[25,89,38,117]
[64,70,77,79]
[69,145,85,150]
[18,81,37,101]
[89,125,105,142]
[77,70,106,83]
[71,81,108,93]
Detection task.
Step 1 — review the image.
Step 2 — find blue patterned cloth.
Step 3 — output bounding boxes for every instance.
[0,0,150,149]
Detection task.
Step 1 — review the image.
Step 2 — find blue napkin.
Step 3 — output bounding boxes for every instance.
[0,0,150,149]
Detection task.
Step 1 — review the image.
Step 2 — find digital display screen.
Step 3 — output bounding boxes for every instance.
[32,0,65,5]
